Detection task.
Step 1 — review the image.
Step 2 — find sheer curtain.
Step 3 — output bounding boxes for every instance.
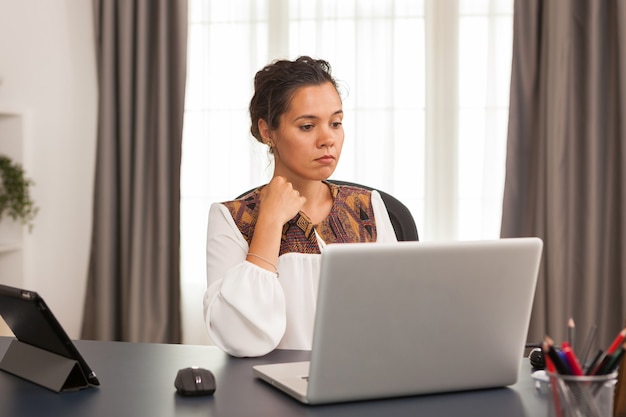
[181,0,513,344]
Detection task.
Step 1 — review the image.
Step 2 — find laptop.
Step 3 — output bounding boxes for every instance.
[253,237,543,404]
[0,284,99,391]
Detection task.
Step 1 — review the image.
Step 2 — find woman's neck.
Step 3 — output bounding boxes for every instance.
[287,179,333,224]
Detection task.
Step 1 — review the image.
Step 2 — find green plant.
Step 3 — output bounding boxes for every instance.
[0,154,38,231]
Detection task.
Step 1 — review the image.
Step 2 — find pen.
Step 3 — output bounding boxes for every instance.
[543,336,570,374]
[578,324,597,370]
[557,350,572,374]
[606,327,626,354]
[545,356,563,417]
[567,318,575,349]
[585,349,604,375]
[586,349,607,375]
[561,342,584,375]
[587,327,626,375]
[598,343,626,375]
[586,327,626,375]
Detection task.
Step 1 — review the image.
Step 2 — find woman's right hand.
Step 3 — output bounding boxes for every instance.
[258,176,306,226]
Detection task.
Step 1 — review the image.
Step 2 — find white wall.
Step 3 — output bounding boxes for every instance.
[0,0,97,338]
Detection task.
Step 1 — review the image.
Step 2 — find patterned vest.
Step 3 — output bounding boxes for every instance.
[223,182,377,255]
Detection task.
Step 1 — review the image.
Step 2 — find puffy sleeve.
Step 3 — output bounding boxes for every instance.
[371,190,399,243]
[203,203,287,357]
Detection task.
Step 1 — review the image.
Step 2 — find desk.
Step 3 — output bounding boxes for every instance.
[0,336,548,417]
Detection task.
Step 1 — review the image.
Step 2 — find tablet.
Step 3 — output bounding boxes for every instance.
[0,284,99,388]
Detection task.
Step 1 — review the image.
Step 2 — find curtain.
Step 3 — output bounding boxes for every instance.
[502,0,626,350]
[82,0,188,343]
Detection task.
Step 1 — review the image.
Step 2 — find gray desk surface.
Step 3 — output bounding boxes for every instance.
[0,336,549,417]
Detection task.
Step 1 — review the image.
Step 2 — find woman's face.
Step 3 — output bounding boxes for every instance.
[267,82,344,183]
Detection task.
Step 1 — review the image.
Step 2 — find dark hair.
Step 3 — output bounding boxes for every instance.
[249,56,339,143]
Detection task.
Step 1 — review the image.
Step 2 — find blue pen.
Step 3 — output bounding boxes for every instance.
[557,350,572,374]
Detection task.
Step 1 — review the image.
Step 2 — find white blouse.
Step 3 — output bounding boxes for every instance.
[203,190,397,357]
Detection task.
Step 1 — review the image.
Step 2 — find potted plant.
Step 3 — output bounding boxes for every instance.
[0,154,38,231]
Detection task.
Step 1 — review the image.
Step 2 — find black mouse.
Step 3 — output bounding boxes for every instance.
[174,367,216,396]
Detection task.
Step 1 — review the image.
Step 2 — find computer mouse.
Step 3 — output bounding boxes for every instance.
[174,367,216,396]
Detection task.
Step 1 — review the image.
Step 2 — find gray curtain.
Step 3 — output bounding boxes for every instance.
[502,0,626,351]
[81,0,188,343]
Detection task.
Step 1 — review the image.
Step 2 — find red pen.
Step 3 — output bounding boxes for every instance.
[606,328,626,354]
[588,328,626,375]
[561,342,584,376]
[545,353,563,417]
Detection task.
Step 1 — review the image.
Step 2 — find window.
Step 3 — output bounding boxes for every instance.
[181,0,513,344]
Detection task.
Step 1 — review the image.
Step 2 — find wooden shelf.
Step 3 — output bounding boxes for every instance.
[0,108,26,284]
[0,244,21,254]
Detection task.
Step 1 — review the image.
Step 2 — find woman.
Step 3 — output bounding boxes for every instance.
[203,56,397,357]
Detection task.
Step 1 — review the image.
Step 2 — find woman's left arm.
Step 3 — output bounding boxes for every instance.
[371,190,399,243]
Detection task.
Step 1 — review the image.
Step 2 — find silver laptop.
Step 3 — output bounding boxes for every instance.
[253,237,543,405]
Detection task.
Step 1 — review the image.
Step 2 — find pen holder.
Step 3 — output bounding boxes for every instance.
[547,372,617,417]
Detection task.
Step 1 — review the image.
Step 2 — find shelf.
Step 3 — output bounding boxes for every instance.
[0,108,26,284]
[0,244,21,254]
[0,111,24,162]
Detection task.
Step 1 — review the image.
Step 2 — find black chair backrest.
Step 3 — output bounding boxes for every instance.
[235,180,419,241]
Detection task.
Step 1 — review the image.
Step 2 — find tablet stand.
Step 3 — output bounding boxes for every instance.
[0,339,89,392]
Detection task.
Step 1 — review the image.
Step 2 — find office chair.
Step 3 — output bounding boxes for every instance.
[236,180,419,242]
